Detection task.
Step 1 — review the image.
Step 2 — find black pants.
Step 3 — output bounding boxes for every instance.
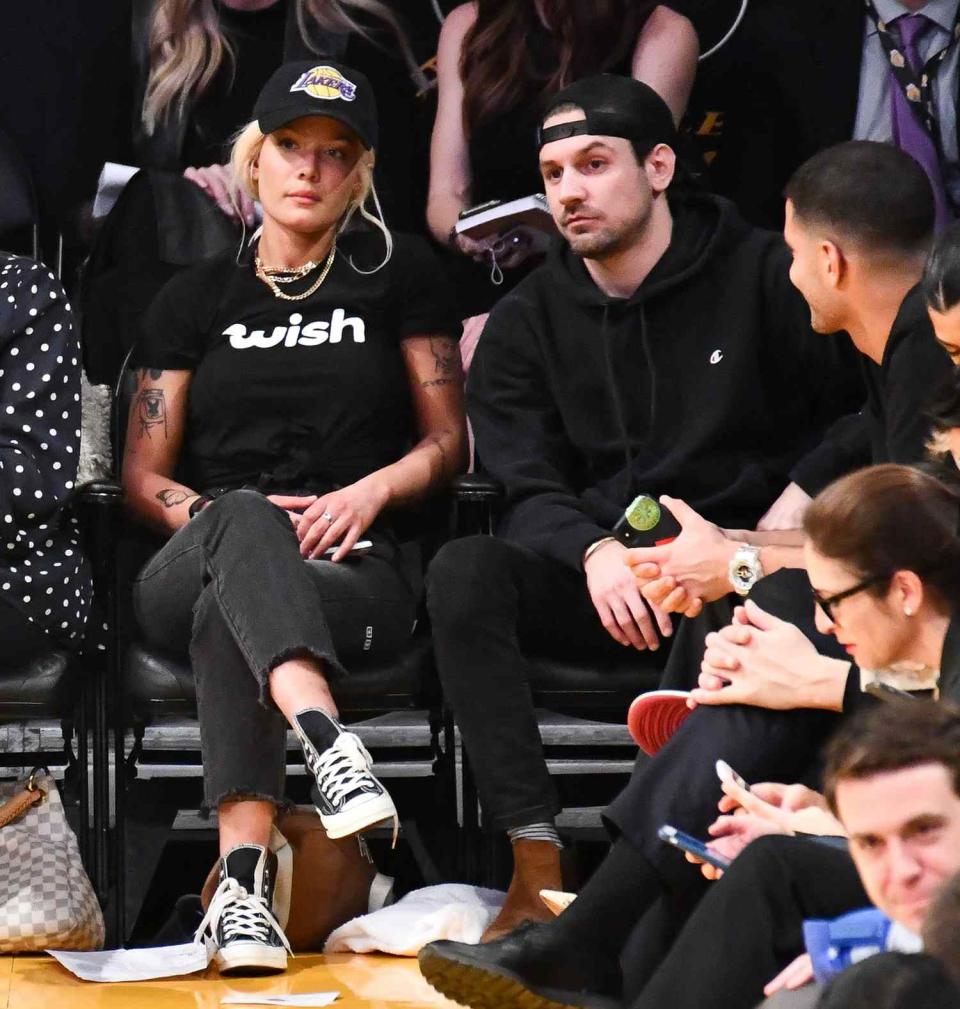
[604,701,842,911]
[426,535,666,831]
[601,569,847,939]
[627,836,868,1009]
[132,490,416,810]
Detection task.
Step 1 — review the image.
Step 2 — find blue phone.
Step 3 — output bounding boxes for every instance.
[658,824,731,871]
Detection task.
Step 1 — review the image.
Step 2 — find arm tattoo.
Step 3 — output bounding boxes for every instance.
[156,488,191,508]
[138,367,163,385]
[423,337,462,388]
[136,386,167,439]
[429,337,458,376]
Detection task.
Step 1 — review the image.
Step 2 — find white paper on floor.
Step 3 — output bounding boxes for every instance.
[324,883,506,955]
[47,941,213,982]
[220,995,339,1007]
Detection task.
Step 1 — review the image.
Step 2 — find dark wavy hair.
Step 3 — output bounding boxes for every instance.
[460,0,655,134]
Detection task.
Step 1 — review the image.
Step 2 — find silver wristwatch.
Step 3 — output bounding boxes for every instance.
[729,544,764,597]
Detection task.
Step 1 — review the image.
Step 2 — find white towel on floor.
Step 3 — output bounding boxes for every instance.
[324,884,505,956]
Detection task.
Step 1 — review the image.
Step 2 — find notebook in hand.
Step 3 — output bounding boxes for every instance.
[455,194,554,240]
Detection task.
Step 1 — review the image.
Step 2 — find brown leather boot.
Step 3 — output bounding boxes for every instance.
[481,839,564,943]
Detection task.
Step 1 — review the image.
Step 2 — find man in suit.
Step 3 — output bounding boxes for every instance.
[708,0,960,230]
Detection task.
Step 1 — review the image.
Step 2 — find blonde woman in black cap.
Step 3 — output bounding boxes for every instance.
[122,59,467,975]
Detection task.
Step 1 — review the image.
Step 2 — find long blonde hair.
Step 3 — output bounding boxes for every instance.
[142,0,427,135]
[230,120,393,269]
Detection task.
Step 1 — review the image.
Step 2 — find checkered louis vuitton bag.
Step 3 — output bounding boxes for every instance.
[0,769,104,952]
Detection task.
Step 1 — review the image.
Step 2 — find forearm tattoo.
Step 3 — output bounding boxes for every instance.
[156,488,191,508]
[423,337,461,388]
[136,386,167,439]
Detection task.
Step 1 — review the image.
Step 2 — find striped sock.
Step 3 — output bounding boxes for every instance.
[507,821,562,849]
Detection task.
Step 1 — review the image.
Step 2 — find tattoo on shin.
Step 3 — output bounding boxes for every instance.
[156,488,191,508]
[137,387,167,439]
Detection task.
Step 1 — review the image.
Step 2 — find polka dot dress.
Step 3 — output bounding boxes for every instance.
[0,254,92,648]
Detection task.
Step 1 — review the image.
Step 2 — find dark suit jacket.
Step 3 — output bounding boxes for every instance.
[704,0,866,229]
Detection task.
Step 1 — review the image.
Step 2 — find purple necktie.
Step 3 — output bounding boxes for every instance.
[890,13,951,229]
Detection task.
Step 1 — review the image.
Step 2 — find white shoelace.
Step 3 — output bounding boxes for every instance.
[195,877,292,953]
[314,732,380,805]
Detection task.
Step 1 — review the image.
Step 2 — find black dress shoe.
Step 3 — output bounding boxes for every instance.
[418,921,622,1009]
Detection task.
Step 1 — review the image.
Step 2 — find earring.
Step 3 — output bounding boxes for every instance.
[904,607,914,617]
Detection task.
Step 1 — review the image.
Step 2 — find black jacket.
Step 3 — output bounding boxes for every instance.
[791,286,954,497]
[467,192,862,571]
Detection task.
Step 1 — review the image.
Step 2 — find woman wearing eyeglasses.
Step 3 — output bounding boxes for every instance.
[692,462,960,713]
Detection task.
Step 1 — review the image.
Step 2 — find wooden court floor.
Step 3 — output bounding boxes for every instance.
[0,952,462,1009]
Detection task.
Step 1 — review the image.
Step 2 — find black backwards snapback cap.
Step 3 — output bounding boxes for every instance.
[254,60,378,150]
[537,74,677,157]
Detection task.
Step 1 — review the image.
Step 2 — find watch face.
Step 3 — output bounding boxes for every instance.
[734,563,751,582]
[625,494,661,532]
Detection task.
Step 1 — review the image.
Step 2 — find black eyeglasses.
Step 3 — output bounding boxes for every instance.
[811,574,890,622]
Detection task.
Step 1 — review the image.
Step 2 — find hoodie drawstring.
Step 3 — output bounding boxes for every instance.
[601,302,634,504]
[600,302,659,505]
[638,308,659,442]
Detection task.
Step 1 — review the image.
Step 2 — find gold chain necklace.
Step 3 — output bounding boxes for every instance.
[254,241,337,301]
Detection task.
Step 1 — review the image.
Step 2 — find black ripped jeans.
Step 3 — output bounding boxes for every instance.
[132,490,416,810]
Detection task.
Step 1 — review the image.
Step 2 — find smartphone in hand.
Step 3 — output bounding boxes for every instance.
[613,494,682,548]
[658,824,731,871]
[716,759,751,792]
[321,539,373,559]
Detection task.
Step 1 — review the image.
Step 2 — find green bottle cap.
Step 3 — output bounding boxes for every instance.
[625,494,661,532]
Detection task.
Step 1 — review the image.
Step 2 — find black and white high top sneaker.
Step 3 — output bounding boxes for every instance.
[196,844,291,975]
[294,708,398,840]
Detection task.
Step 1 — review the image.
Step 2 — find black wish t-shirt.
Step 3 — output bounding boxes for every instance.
[135,231,454,494]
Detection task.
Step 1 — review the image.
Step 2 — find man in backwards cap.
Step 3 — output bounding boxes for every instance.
[424,76,861,951]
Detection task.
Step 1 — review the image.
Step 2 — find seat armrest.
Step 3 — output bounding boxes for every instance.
[75,479,124,508]
[453,473,503,502]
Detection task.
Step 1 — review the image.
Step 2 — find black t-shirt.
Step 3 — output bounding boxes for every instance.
[135,230,454,495]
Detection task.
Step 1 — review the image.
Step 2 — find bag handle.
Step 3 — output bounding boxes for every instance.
[0,769,46,829]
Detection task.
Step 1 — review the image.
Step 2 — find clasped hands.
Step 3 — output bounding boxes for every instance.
[584,495,736,652]
[623,495,739,619]
[267,477,388,562]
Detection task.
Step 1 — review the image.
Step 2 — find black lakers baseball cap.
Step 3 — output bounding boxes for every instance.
[537,74,677,157]
[254,60,378,149]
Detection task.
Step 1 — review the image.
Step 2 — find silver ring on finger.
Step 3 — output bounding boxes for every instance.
[320,512,335,522]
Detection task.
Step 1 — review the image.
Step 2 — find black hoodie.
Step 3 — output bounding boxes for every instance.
[467,192,863,571]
